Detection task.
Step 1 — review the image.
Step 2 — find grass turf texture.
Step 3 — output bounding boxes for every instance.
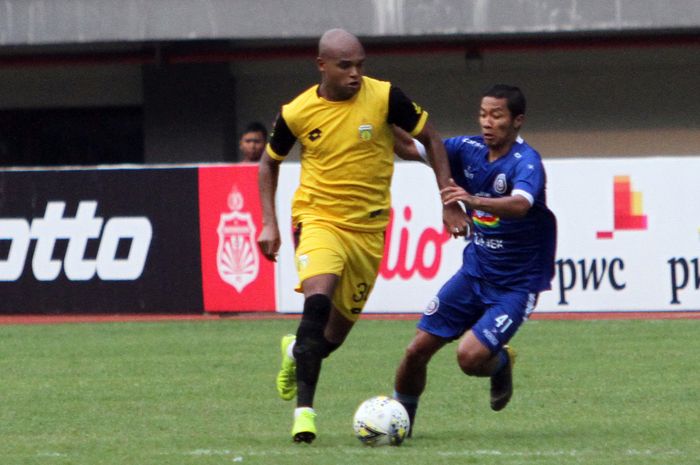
[0,318,697,465]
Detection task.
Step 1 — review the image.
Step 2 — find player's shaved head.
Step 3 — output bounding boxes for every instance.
[318,28,364,59]
[316,29,365,101]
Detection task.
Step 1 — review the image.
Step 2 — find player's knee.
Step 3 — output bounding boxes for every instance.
[457,348,489,376]
[402,341,433,367]
[293,327,326,362]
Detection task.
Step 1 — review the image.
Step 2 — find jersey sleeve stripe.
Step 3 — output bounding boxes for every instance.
[409,111,429,137]
[265,143,286,161]
[512,189,534,206]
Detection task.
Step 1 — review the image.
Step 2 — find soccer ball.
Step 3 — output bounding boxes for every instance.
[352,395,410,446]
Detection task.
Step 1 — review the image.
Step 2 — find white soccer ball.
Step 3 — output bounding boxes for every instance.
[352,395,410,446]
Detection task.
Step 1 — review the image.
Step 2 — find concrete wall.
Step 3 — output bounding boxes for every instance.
[1,0,699,45]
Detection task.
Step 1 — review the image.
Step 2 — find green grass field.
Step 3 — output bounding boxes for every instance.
[0,317,698,465]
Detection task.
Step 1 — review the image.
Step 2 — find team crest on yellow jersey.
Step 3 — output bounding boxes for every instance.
[359,124,373,141]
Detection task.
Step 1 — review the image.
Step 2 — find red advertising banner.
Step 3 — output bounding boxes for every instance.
[198,165,276,312]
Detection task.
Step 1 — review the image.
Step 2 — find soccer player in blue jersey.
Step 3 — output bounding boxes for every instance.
[392,84,557,435]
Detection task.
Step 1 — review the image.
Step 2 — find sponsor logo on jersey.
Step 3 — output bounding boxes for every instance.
[0,201,152,282]
[473,210,500,228]
[464,165,476,179]
[463,138,485,150]
[482,328,500,347]
[308,128,322,141]
[472,232,504,249]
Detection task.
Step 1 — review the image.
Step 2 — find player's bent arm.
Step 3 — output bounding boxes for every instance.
[442,179,532,218]
[259,111,294,231]
[413,122,468,235]
[392,126,427,163]
[469,194,532,218]
[413,121,451,188]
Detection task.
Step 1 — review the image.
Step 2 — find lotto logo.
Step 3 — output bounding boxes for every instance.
[0,201,152,282]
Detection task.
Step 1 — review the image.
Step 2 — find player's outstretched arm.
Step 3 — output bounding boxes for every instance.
[414,122,468,237]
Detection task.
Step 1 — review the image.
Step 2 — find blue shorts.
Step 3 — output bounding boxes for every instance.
[417,270,537,353]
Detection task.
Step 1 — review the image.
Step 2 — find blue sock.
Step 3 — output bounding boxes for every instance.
[493,348,509,374]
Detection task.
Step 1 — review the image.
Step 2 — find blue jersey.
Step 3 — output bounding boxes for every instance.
[444,135,557,293]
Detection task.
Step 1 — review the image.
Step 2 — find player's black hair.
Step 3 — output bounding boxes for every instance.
[242,121,268,139]
[482,84,526,117]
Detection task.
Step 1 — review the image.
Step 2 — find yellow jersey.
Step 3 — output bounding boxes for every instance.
[267,76,428,232]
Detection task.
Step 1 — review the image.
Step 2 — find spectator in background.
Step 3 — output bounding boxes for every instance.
[238,121,268,163]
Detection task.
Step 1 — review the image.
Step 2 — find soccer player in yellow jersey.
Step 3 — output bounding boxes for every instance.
[257,28,466,443]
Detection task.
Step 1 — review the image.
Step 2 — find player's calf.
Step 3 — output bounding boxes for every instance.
[293,294,332,406]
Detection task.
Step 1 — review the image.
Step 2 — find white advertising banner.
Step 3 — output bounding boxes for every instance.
[276,157,700,314]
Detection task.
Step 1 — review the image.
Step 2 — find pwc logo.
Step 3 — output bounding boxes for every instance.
[597,175,648,239]
[0,201,152,281]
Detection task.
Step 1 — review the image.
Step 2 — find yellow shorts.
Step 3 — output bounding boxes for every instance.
[293,221,384,322]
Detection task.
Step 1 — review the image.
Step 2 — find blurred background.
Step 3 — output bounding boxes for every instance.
[1,0,699,166]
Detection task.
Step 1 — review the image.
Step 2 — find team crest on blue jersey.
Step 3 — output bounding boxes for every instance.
[359,124,373,141]
[493,173,507,194]
[424,296,439,315]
